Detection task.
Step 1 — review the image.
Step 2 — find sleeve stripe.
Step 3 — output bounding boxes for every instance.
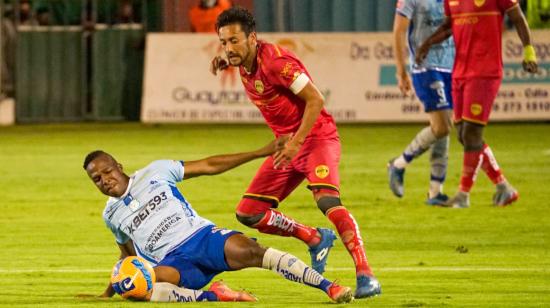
[289,73,310,94]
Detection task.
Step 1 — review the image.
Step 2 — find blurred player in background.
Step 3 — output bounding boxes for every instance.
[389,0,455,205]
[189,0,232,33]
[83,137,353,303]
[416,0,538,208]
[210,7,381,298]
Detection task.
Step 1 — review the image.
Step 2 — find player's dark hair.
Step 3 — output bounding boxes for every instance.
[216,6,256,36]
[83,150,113,170]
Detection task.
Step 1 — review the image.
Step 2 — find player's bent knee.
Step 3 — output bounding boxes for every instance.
[235,213,264,227]
[316,196,342,214]
[432,125,450,138]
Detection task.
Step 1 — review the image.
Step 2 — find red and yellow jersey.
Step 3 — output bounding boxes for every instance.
[240,41,337,139]
[444,0,518,78]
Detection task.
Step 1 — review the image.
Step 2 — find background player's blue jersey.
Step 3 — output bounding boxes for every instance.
[396,0,455,72]
[103,160,214,264]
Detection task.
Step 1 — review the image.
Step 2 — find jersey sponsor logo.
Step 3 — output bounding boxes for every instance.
[145,213,183,252]
[211,227,232,235]
[131,192,168,231]
[471,103,483,116]
[450,1,459,6]
[454,16,479,25]
[474,0,485,7]
[254,80,265,94]
[267,212,295,232]
[280,62,294,79]
[315,165,330,179]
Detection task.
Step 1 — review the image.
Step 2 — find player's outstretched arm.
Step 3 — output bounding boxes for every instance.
[507,5,538,73]
[184,135,289,179]
[393,13,413,96]
[99,241,136,298]
[415,17,452,65]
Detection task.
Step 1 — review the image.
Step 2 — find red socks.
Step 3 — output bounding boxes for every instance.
[481,144,505,184]
[459,149,484,193]
[327,206,373,277]
[254,209,320,246]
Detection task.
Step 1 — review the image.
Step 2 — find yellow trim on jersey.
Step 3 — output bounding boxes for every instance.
[462,116,488,125]
[325,206,346,216]
[243,193,280,203]
[274,45,282,57]
[308,183,340,190]
[452,11,500,18]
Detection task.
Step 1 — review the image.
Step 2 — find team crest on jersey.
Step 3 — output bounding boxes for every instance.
[474,0,485,7]
[254,80,264,94]
[315,165,330,179]
[470,103,483,116]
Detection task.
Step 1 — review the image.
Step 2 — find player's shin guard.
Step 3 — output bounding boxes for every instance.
[262,248,332,292]
[395,126,438,168]
[459,150,484,193]
[326,206,373,277]
[254,209,319,246]
[150,282,217,302]
[429,136,449,197]
[481,143,505,185]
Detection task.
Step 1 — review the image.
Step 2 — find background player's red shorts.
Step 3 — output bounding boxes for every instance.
[242,137,341,207]
[452,77,501,125]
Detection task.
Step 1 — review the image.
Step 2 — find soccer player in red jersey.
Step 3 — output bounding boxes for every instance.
[416,0,538,208]
[210,7,380,298]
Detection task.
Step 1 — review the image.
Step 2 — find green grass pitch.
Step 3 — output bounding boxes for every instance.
[0,123,549,307]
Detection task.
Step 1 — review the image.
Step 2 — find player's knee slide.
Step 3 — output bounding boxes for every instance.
[235,213,264,227]
[316,196,342,214]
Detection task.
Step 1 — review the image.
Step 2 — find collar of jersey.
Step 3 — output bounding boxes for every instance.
[120,176,135,204]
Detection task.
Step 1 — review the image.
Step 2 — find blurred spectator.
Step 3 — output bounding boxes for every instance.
[189,0,232,33]
[1,4,16,98]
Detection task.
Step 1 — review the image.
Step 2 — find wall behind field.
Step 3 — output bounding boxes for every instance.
[253,0,397,32]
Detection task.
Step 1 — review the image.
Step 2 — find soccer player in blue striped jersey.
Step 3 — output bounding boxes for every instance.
[83,136,353,303]
[389,0,455,205]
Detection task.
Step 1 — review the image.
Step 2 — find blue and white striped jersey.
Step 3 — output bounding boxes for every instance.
[102,160,214,264]
[396,0,455,72]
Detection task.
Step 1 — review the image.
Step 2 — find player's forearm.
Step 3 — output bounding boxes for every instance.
[292,98,324,145]
[424,18,452,47]
[393,28,408,76]
[100,283,116,298]
[203,151,263,175]
[509,10,532,47]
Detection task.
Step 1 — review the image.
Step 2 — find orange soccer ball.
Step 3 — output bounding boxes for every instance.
[110,256,156,300]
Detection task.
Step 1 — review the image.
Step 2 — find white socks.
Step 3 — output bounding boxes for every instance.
[149,282,207,302]
[262,248,330,291]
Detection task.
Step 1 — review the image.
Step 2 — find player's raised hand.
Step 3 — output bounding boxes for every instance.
[210,56,229,76]
[273,137,301,169]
